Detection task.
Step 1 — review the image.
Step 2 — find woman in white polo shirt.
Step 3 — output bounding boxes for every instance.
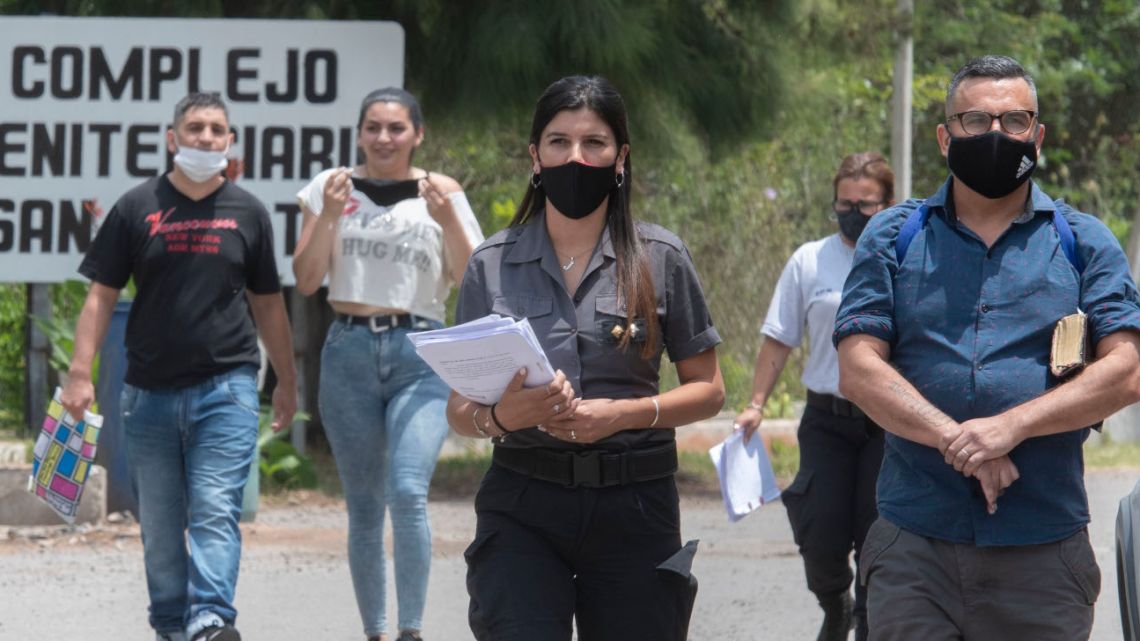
[292,87,484,641]
[734,152,893,641]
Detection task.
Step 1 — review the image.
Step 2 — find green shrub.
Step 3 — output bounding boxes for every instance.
[258,409,318,491]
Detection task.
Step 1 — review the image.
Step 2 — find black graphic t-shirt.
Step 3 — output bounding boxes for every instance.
[80,175,281,389]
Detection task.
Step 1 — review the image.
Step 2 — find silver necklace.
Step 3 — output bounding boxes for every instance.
[560,255,576,271]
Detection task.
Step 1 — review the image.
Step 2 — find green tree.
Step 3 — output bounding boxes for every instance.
[4,0,1140,418]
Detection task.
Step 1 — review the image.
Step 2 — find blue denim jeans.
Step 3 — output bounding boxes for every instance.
[121,365,260,638]
[319,319,451,636]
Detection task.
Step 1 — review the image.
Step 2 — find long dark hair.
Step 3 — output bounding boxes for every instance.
[512,76,657,356]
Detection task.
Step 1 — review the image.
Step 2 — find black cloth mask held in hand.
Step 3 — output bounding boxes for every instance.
[539,161,618,219]
[351,177,421,207]
[947,131,1038,199]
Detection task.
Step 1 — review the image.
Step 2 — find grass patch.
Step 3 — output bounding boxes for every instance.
[1085,438,1140,469]
[425,443,805,500]
[0,408,26,440]
[431,450,492,499]
[282,435,1140,503]
[303,443,343,496]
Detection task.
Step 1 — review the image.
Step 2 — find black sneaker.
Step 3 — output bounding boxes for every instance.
[190,624,241,641]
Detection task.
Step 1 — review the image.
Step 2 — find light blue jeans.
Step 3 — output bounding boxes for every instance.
[121,365,260,639]
[319,319,451,636]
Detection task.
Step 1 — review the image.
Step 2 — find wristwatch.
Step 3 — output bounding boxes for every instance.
[747,400,764,412]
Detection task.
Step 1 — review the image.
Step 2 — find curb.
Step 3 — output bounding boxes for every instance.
[0,463,107,526]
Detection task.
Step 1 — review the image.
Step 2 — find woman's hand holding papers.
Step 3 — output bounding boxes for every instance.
[495,367,579,432]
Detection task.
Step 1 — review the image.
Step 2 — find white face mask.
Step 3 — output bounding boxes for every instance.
[173,144,229,183]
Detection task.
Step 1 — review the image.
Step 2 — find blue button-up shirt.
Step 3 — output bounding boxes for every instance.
[834,178,1140,545]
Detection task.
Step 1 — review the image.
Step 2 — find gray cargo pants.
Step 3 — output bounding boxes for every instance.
[861,517,1100,641]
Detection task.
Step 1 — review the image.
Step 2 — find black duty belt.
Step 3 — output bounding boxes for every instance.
[492,442,678,488]
[806,390,866,419]
[336,313,432,333]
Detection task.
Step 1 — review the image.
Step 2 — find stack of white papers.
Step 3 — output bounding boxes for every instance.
[407,314,556,404]
[709,430,782,522]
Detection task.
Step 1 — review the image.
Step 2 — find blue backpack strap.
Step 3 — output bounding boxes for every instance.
[896,200,1084,274]
[894,202,930,266]
[1051,201,1084,274]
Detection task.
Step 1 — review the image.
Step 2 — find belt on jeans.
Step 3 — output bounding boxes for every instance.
[336,313,431,333]
[806,390,866,419]
[492,442,678,488]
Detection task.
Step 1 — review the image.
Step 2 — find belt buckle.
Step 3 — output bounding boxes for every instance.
[368,315,393,333]
[570,450,602,488]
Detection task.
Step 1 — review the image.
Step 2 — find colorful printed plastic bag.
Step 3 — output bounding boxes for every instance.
[29,387,103,524]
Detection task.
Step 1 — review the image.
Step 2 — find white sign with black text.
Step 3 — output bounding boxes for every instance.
[0,16,404,284]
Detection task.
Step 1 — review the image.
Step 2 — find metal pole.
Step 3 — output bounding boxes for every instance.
[891,0,915,201]
[25,284,51,438]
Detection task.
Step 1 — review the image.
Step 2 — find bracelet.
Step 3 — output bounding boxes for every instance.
[489,403,510,438]
[484,406,506,441]
[649,396,660,427]
[747,400,764,412]
[471,406,491,439]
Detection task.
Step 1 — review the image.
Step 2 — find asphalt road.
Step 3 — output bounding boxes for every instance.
[1,469,1137,641]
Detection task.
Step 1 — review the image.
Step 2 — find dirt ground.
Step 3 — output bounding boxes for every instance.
[1,470,1136,641]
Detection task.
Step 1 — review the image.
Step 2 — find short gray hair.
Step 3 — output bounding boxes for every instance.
[172,92,229,128]
[946,55,1038,115]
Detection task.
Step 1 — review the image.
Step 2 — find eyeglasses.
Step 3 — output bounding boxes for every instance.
[833,199,885,215]
[948,110,1037,136]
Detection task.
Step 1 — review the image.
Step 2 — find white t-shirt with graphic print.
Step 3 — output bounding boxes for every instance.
[761,233,855,397]
[298,168,484,322]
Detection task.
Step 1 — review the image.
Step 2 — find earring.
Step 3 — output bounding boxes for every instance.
[531,172,542,188]
[615,172,625,188]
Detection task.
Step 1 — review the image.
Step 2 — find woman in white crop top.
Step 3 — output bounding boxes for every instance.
[293,87,484,641]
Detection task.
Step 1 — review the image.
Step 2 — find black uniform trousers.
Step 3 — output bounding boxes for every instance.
[464,463,694,641]
[781,403,884,633]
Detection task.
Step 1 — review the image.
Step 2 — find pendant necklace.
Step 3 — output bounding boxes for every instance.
[560,255,576,272]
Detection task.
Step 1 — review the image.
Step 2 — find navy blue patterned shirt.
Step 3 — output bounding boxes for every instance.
[834,178,1140,545]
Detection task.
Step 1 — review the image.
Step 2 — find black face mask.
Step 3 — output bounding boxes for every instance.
[836,208,871,242]
[539,161,617,219]
[351,177,420,207]
[947,131,1038,199]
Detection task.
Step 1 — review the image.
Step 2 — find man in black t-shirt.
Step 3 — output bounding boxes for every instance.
[61,93,296,641]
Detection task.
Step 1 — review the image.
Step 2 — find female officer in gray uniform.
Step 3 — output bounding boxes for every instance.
[445,75,725,641]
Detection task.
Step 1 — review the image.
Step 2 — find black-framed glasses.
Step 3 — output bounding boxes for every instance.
[833,199,885,215]
[948,110,1037,136]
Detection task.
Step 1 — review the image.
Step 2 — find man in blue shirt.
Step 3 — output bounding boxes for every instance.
[835,55,1140,640]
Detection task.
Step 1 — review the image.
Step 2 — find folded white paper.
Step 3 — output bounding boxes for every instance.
[407,314,556,404]
[709,429,782,522]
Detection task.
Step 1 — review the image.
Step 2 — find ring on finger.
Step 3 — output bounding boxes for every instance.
[553,403,560,414]
[570,429,577,441]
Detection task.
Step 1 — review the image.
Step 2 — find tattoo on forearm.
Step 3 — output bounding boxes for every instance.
[888,380,954,430]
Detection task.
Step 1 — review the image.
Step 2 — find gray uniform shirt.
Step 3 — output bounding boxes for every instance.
[456,212,721,451]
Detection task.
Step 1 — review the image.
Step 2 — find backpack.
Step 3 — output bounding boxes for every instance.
[894,200,1084,274]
